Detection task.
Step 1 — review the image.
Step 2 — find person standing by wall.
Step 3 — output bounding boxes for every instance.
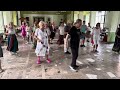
[112,24,120,54]
[66,19,82,71]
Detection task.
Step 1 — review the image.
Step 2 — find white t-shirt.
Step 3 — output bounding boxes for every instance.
[92,27,101,39]
[8,27,16,34]
[59,26,64,35]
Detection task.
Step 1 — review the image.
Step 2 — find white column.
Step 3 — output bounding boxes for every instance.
[79,12,84,21]
[0,11,4,33]
[90,11,96,28]
[85,13,90,25]
[105,11,120,42]
[3,11,13,26]
[105,11,120,32]
[17,11,21,26]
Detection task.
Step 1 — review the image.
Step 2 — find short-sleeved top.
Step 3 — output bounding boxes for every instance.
[35,28,48,46]
[59,26,64,35]
[68,26,81,48]
[92,27,101,37]
[8,27,16,34]
[81,25,87,33]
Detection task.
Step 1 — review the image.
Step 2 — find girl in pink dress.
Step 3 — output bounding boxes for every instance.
[21,22,26,43]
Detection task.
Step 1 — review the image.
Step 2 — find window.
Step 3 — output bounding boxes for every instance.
[95,11,106,29]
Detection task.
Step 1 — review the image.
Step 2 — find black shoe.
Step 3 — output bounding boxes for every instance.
[65,51,71,54]
[74,65,79,68]
[80,45,83,47]
[87,40,89,42]
[95,50,98,52]
[83,45,85,47]
[69,66,78,72]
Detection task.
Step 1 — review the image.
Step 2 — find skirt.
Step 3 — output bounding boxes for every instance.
[50,32,55,39]
[7,34,19,52]
[0,45,3,57]
[57,35,64,45]
[112,36,120,52]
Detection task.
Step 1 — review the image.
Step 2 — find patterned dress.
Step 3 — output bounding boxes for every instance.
[35,29,49,56]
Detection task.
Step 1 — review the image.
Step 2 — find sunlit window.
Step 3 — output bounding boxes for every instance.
[95,11,106,29]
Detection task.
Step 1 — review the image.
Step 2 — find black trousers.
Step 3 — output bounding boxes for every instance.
[71,47,79,67]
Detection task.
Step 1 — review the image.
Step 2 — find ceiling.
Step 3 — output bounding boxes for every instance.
[21,11,71,15]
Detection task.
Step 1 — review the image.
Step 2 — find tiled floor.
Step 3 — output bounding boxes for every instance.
[0,35,120,79]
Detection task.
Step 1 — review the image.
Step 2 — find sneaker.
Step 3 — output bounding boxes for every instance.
[74,65,79,68]
[80,45,83,47]
[95,50,98,52]
[69,66,78,72]
[46,59,51,63]
[0,69,4,73]
[83,45,85,47]
[65,51,71,54]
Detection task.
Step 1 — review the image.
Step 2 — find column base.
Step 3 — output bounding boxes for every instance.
[107,32,115,43]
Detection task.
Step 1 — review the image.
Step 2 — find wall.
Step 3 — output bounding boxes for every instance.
[79,12,84,21]
[90,11,96,27]
[23,14,64,26]
[3,11,12,26]
[85,13,90,25]
[12,11,17,25]
[0,11,4,33]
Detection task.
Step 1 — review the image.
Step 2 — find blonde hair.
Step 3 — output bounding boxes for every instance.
[38,21,45,28]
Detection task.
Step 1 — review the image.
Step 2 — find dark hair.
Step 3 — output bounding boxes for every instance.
[83,21,85,23]
[75,19,82,24]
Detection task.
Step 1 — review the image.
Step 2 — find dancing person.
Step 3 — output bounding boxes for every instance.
[64,22,72,54]
[57,22,65,45]
[86,23,92,42]
[49,22,56,44]
[35,21,51,64]
[21,22,26,43]
[0,35,4,73]
[32,23,38,49]
[44,23,51,44]
[80,21,88,47]
[112,24,120,54]
[6,22,19,55]
[66,19,82,71]
[26,23,32,44]
[92,23,101,52]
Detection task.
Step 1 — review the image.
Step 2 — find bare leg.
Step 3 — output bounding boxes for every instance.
[46,54,51,63]
[37,56,41,64]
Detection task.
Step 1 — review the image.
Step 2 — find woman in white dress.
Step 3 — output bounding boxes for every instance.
[92,23,101,52]
[35,21,51,64]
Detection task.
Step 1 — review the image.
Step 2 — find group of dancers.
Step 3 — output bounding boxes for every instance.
[1,18,119,73]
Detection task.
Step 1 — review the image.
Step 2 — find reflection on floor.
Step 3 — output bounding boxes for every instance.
[0,36,120,79]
